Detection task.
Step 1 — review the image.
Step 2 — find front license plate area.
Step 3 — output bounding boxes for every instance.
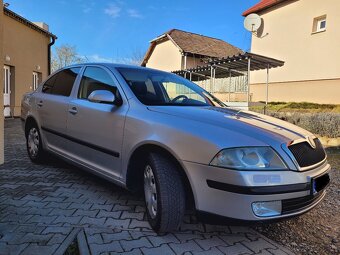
[311,173,330,195]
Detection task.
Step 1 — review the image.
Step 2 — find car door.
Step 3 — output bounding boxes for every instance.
[66,66,129,180]
[35,67,81,153]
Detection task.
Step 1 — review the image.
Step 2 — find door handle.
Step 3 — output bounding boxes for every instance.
[37,101,43,107]
[68,107,78,115]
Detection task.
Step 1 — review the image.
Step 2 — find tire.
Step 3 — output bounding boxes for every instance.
[143,152,185,233]
[26,123,45,163]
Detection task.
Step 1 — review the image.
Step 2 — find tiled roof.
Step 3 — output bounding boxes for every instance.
[243,0,288,17]
[142,29,243,66]
[167,29,243,58]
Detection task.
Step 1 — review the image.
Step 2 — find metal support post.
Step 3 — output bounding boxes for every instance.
[247,58,251,106]
[228,69,231,102]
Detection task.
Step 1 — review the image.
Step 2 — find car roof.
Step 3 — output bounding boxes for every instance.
[65,63,167,73]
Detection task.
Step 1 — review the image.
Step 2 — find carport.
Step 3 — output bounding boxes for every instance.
[172,52,284,107]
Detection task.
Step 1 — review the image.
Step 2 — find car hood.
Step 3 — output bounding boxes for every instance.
[147,106,312,144]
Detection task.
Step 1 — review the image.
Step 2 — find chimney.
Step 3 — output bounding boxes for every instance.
[33,22,49,31]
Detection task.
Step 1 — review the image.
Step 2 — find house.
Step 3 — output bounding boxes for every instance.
[2,4,57,117]
[243,0,340,104]
[142,29,243,72]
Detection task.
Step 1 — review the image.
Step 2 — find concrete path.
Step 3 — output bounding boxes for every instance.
[0,119,294,255]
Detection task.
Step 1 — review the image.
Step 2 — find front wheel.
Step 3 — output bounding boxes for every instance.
[143,152,185,233]
[26,124,45,163]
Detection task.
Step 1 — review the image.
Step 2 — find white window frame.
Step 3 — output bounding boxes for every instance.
[313,15,327,33]
[316,18,326,32]
[33,72,39,90]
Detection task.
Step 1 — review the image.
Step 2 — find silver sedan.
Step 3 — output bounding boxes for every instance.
[21,63,331,233]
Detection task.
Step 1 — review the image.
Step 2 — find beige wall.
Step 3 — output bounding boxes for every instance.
[250,0,340,103]
[0,1,4,164]
[145,40,182,72]
[251,78,340,104]
[3,15,50,116]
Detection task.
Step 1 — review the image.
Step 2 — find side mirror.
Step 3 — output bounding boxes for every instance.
[88,90,116,104]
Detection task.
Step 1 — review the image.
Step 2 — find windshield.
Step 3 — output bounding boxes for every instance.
[117,67,225,107]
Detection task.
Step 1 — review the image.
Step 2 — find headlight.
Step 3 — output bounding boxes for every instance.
[210,147,287,170]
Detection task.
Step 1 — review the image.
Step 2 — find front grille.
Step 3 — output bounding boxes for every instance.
[282,192,324,215]
[288,138,326,168]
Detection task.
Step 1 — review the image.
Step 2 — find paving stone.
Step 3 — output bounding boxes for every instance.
[21,233,53,245]
[45,202,71,209]
[1,214,33,224]
[141,244,176,255]
[21,195,43,201]
[90,241,123,254]
[105,218,130,229]
[120,237,153,251]
[242,238,277,253]
[102,230,132,242]
[174,233,205,242]
[169,240,204,254]
[27,215,57,224]
[97,210,121,219]
[0,242,29,255]
[0,222,18,233]
[91,204,113,211]
[121,211,144,220]
[15,225,45,234]
[218,243,253,255]
[53,215,82,225]
[42,226,72,235]
[73,209,99,217]
[20,243,59,255]
[68,202,92,210]
[219,234,251,245]
[196,236,227,250]
[192,247,225,255]
[112,204,132,211]
[128,219,151,230]
[47,233,67,245]
[87,233,103,244]
[49,208,76,216]
[111,249,142,255]
[79,216,106,226]
[147,233,180,246]
[267,248,292,255]
[25,207,54,215]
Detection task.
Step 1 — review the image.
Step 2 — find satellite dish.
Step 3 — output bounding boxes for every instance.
[244,14,262,32]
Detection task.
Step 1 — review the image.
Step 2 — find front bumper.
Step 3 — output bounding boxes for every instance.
[182,160,330,221]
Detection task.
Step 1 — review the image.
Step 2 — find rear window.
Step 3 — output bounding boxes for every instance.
[42,67,80,96]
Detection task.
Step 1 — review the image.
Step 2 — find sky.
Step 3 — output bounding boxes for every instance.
[5,0,259,62]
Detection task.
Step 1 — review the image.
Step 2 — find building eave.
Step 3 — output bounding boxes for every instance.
[4,7,57,39]
[242,0,289,17]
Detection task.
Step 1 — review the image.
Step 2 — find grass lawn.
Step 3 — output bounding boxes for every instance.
[250,102,340,113]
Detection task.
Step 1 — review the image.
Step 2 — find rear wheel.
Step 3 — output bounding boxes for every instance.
[143,152,185,233]
[26,124,45,163]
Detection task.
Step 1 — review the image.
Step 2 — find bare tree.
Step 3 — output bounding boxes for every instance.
[114,48,145,66]
[51,44,85,72]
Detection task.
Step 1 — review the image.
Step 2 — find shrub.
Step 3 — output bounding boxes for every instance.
[268,112,340,138]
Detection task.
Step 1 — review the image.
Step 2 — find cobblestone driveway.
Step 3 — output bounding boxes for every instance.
[0,119,294,255]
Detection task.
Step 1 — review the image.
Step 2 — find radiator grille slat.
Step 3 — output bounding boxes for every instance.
[288,138,325,168]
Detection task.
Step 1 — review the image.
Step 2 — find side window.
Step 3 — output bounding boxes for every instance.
[42,74,57,94]
[51,68,81,96]
[78,67,119,100]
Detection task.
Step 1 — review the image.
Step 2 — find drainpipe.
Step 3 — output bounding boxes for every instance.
[48,36,56,75]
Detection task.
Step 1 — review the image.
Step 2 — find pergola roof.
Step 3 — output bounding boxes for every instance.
[172,52,284,81]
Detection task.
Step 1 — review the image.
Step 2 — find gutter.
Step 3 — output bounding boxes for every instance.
[48,37,56,75]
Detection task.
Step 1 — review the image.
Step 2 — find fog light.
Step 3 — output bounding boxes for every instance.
[252,201,282,217]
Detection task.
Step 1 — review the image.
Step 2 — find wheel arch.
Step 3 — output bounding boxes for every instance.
[125,142,196,211]
[24,116,39,138]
